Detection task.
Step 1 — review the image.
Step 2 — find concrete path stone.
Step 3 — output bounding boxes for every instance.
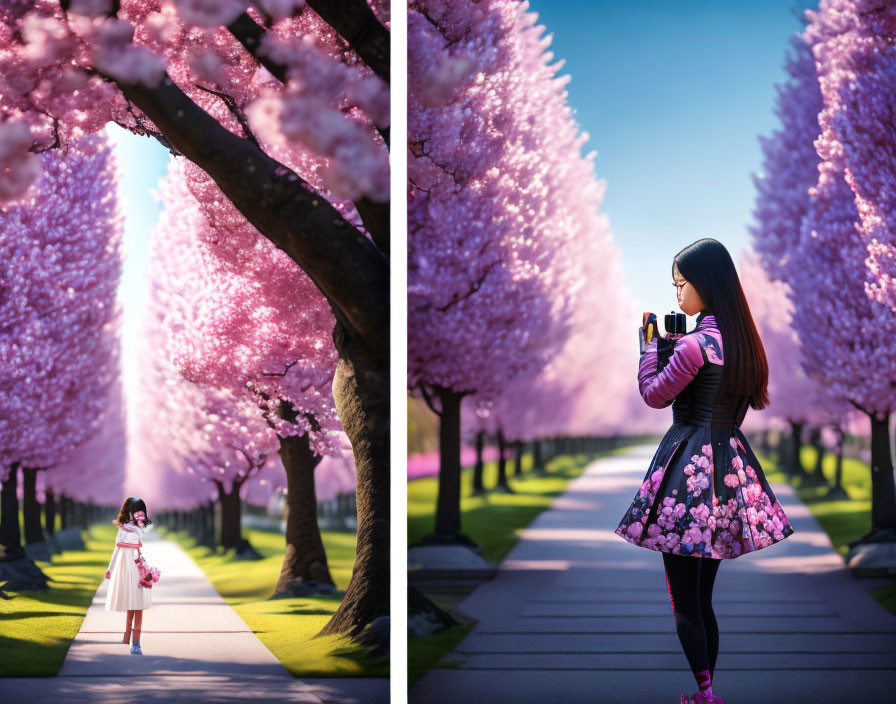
[4,531,388,704]
[409,443,896,704]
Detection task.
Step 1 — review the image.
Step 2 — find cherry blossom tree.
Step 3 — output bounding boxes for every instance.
[0,132,123,557]
[130,293,284,549]
[408,0,602,544]
[793,164,896,543]
[46,359,126,517]
[751,33,824,285]
[753,16,896,542]
[461,207,636,489]
[805,0,896,313]
[139,164,283,550]
[738,249,850,482]
[0,0,389,638]
[154,157,342,594]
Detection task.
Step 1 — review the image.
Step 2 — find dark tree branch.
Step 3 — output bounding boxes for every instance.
[306,0,390,84]
[193,84,260,148]
[354,197,390,257]
[226,12,288,83]
[848,398,872,418]
[260,359,299,378]
[224,11,390,147]
[116,99,182,155]
[417,382,441,417]
[223,11,390,255]
[435,260,498,312]
[111,118,181,155]
[113,73,388,365]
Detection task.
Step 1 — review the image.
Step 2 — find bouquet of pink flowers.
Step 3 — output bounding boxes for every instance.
[134,550,161,589]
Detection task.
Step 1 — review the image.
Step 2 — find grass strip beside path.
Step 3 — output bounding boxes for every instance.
[408,449,629,563]
[0,523,116,677]
[161,525,388,679]
[757,444,896,615]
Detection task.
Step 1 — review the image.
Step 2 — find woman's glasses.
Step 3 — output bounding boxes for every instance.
[673,278,688,293]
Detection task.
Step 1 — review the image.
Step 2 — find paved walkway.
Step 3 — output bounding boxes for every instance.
[410,443,896,704]
[5,531,388,704]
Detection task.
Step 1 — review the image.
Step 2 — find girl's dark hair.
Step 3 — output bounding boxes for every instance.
[113,497,153,527]
[673,238,769,410]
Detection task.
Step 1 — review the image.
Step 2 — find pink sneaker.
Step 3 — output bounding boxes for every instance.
[680,692,725,704]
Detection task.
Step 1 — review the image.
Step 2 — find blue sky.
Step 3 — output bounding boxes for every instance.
[106,124,170,394]
[527,0,816,326]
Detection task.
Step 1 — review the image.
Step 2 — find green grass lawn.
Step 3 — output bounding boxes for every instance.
[407,446,630,686]
[409,448,630,563]
[757,444,896,615]
[161,525,388,679]
[757,446,873,559]
[0,523,116,676]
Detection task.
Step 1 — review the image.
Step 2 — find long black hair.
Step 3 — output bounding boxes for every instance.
[673,238,769,410]
[114,497,153,527]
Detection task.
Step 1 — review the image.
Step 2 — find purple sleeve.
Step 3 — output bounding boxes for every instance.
[638,334,705,409]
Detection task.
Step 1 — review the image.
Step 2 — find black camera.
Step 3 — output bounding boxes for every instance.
[653,312,688,371]
[665,311,687,336]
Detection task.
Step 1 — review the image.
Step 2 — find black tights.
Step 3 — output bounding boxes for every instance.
[662,552,722,679]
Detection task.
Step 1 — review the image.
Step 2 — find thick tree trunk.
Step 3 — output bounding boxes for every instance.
[512,441,524,477]
[495,430,513,492]
[759,429,771,456]
[44,490,56,535]
[318,321,389,641]
[826,427,849,500]
[216,480,244,550]
[788,421,808,478]
[533,439,546,474]
[22,468,44,545]
[813,433,825,477]
[200,501,216,548]
[865,414,896,537]
[432,386,464,540]
[273,420,334,596]
[0,464,24,558]
[472,431,485,494]
[59,493,69,530]
[834,442,845,491]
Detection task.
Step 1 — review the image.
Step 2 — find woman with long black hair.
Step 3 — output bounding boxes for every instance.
[615,238,795,704]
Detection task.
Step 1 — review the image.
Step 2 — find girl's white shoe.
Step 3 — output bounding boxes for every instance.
[130,643,142,655]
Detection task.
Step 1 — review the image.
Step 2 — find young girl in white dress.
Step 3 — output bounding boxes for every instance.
[105,496,153,655]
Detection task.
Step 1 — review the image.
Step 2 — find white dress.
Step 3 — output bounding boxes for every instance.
[105,522,153,611]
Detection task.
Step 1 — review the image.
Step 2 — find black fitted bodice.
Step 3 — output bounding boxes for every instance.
[671,361,749,430]
[668,319,749,430]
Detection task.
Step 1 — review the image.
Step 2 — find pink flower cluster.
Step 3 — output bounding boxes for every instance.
[617,435,794,558]
[135,556,160,589]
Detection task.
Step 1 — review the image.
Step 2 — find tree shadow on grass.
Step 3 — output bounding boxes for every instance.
[9,585,98,606]
[44,559,106,568]
[0,609,80,620]
[270,606,336,617]
[0,633,69,677]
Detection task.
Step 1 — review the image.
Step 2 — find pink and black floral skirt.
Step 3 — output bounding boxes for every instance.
[615,423,795,558]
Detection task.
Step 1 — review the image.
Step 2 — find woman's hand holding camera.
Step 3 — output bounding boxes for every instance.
[639,312,658,354]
